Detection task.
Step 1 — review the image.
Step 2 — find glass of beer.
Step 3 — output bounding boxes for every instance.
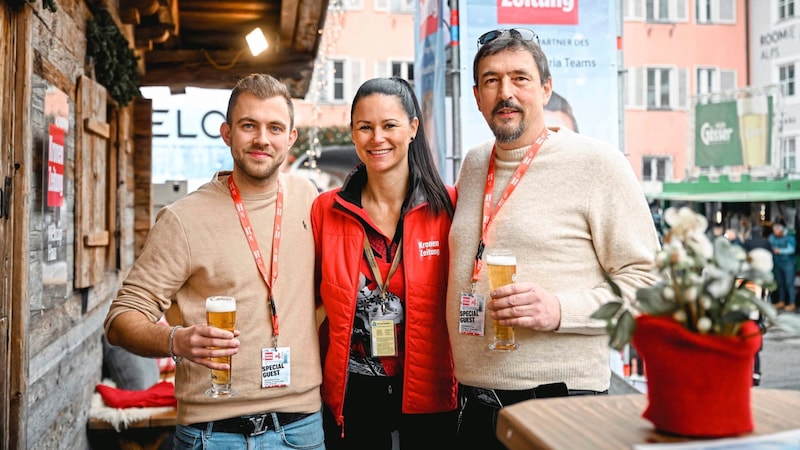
[737,95,770,167]
[486,249,519,351]
[205,296,237,398]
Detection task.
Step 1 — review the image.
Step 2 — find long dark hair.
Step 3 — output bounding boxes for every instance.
[350,77,454,217]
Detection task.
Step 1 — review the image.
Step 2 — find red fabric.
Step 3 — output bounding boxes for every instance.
[311,179,458,428]
[96,380,177,409]
[632,315,761,438]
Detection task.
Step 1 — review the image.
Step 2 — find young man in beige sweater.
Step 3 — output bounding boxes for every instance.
[105,74,324,449]
[447,29,660,449]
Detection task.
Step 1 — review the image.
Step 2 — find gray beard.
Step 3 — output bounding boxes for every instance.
[490,119,526,144]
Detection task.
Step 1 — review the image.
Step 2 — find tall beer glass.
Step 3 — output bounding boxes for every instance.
[737,96,769,167]
[486,249,518,351]
[205,296,237,397]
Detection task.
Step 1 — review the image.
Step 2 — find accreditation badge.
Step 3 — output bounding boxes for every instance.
[369,310,398,357]
[458,292,486,336]
[261,347,290,388]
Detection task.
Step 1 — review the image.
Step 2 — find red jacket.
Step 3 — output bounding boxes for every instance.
[311,167,458,429]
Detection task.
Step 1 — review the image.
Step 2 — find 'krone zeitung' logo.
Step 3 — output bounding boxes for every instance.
[700,122,734,146]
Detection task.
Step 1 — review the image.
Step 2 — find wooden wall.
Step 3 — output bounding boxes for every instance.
[19,1,139,448]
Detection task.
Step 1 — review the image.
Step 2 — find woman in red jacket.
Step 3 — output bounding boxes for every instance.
[311,77,457,449]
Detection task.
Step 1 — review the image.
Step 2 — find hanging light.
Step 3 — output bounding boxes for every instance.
[246,27,269,56]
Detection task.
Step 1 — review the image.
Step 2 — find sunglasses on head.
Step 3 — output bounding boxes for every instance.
[477,28,540,48]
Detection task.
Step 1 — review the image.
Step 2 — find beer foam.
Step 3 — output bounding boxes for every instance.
[485,254,516,266]
[206,296,236,312]
[737,96,768,114]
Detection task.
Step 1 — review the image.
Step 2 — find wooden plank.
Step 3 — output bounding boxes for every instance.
[0,1,12,445]
[84,118,111,138]
[88,408,177,430]
[75,75,110,288]
[9,5,35,448]
[84,231,110,247]
[133,98,153,258]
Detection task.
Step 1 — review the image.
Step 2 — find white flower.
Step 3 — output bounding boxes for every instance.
[683,285,698,302]
[697,317,712,333]
[747,248,773,273]
[664,207,708,238]
[591,207,796,350]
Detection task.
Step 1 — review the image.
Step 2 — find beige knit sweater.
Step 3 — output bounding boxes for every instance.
[105,171,321,424]
[446,127,660,392]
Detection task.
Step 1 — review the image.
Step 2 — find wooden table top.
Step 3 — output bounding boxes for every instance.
[496,388,800,449]
[88,408,177,430]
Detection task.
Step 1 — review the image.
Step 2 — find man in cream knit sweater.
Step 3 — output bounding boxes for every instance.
[447,29,660,448]
[105,74,324,449]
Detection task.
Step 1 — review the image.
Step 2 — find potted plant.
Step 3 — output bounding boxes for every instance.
[592,206,800,438]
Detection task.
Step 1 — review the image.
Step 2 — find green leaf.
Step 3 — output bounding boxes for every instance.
[590,301,623,320]
[636,287,679,315]
[719,310,751,325]
[608,310,636,351]
[603,272,623,298]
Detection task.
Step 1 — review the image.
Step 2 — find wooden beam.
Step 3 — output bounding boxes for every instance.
[139,49,316,96]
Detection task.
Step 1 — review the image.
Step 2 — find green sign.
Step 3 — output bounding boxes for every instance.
[694,96,773,168]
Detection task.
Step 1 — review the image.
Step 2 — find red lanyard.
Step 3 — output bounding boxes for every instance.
[471,128,549,289]
[228,175,283,347]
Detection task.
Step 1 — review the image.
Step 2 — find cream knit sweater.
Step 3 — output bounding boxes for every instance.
[105,171,321,424]
[446,127,659,392]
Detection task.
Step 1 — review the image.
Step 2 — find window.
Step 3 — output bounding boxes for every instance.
[784,137,797,172]
[696,67,737,101]
[376,60,415,86]
[642,157,671,182]
[339,0,363,10]
[392,61,414,83]
[623,0,645,20]
[331,60,345,101]
[645,0,688,22]
[779,63,796,97]
[648,68,671,108]
[391,0,414,13]
[626,66,688,110]
[374,0,413,13]
[779,0,796,20]
[318,59,364,104]
[696,0,735,24]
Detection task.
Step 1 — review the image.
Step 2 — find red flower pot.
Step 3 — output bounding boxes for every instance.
[631,315,762,438]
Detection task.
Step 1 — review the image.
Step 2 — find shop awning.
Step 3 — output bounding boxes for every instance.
[648,175,800,203]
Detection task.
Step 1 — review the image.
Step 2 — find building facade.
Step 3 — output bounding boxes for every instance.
[750,0,799,175]
[294,0,416,130]
[623,0,749,196]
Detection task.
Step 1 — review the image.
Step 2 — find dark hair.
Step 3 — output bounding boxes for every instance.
[545,91,579,132]
[473,33,551,87]
[226,73,295,129]
[350,77,454,217]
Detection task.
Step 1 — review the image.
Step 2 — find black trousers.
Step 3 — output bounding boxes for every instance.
[323,373,458,450]
[456,383,607,450]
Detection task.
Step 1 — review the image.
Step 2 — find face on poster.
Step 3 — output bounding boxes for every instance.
[458,0,619,151]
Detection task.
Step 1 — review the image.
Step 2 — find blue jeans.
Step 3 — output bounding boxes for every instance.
[173,410,325,450]
[773,259,796,306]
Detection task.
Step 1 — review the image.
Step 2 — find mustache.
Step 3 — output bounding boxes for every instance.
[492,100,521,115]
